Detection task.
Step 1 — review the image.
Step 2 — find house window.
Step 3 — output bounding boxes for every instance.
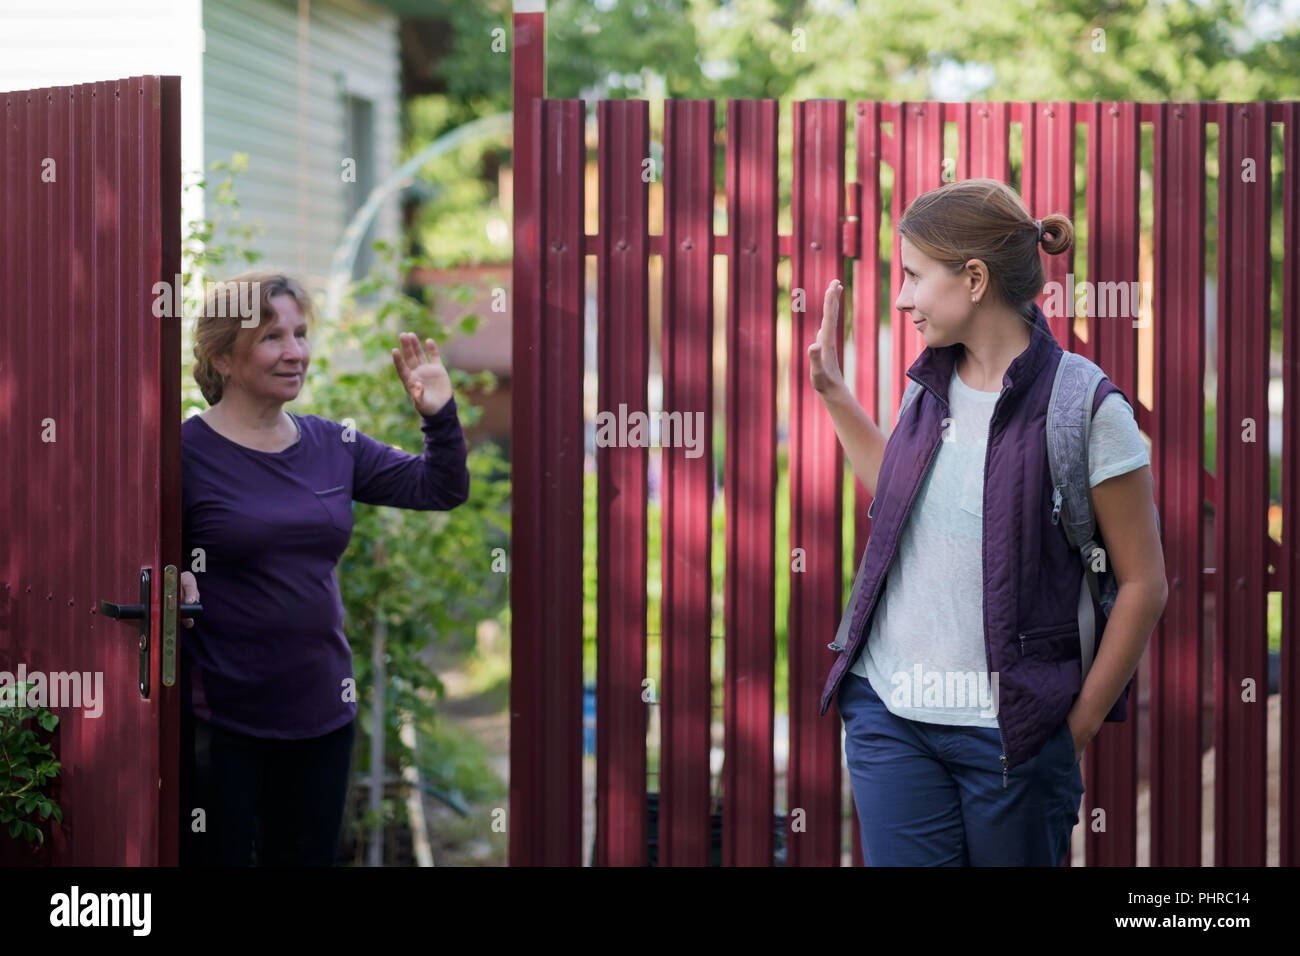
[344,93,376,281]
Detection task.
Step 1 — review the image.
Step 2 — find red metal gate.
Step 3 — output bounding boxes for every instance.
[0,75,182,865]
[511,11,1298,870]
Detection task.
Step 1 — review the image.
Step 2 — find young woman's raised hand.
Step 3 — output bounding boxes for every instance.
[391,331,454,416]
[808,278,847,396]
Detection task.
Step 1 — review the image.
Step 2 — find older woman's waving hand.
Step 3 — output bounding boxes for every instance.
[391,331,454,417]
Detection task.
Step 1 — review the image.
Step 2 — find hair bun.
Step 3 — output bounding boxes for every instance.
[1037,213,1074,256]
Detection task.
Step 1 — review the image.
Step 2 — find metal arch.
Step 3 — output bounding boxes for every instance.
[324,111,514,318]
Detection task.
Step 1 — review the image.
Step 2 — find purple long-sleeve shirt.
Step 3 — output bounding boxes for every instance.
[180,397,470,739]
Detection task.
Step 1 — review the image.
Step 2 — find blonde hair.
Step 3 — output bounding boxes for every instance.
[897,178,1074,322]
[191,272,315,406]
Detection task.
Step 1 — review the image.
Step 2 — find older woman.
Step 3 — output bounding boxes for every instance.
[178,272,469,866]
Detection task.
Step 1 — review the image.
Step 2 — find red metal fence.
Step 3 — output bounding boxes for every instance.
[511,18,1298,872]
[510,90,1300,869]
[0,76,182,865]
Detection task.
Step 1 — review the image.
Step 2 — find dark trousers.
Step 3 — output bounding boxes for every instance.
[179,711,355,866]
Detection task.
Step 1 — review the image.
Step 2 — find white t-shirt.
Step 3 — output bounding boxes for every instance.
[850,363,1150,726]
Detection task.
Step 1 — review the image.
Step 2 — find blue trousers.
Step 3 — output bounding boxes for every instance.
[839,671,1084,866]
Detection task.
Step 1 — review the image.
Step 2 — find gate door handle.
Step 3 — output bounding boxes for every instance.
[99,567,152,699]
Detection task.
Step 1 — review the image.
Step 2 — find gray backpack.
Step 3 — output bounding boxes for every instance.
[840,351,1157,687]
[1043,351,1160,683]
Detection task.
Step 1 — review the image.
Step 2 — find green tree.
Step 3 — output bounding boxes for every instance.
[413,0,1298,109]
[308,243,511,844]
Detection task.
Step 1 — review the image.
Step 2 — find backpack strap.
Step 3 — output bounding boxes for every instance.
[1046,351,1120,680]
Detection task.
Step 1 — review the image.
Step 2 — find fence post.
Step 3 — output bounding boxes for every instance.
[788,98,846,866]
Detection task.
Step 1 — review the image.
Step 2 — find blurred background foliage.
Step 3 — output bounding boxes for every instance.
[416,0,1298,108]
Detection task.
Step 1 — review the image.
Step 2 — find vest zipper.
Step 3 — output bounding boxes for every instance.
[841,404,946,663]
[985,382,1011,789]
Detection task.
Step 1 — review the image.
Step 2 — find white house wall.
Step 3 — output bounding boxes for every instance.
[203,0,402,293]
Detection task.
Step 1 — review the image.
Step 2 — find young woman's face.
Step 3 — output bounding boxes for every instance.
[226,294,310,401]
[894,236,978,348]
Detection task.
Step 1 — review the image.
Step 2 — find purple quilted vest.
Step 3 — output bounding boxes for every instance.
[819,302,1133,776]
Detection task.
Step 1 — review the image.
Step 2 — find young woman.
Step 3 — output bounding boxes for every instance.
[177,273,470,866]
[808,179,1167,866]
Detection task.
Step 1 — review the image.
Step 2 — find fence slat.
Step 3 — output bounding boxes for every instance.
[963,102,1012,182]
[1150,101,1207,866]
[508,12,548,867]
[890,102,943,410]
[660,98,716,867]
[723,98,779,866]
[788,99,846,866]
[1025,101,1077,346]
[1086,101,1140,384]
[852,103,884,435]
[848,100,885,867]
[512,97,585,866]
[1283,101,1300,868]
[1081,99,1141,867]
[1214,101,1271,866]
[596,98,650,866]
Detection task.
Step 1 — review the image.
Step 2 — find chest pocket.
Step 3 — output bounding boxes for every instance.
[313,485,352,532]
[958,459,984,517]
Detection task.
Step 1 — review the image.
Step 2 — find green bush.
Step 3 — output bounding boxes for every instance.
[0,684,62,846]
[309,241,511,808]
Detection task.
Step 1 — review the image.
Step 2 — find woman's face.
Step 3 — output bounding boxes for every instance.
[223,293,310,402]
[894,236,980,348]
